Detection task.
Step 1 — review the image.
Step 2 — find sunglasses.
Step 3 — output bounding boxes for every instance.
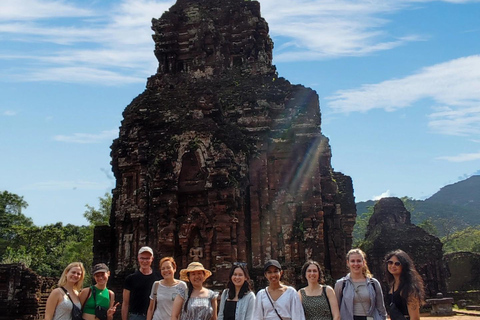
[387,260,401,266]
[233,262,247,267]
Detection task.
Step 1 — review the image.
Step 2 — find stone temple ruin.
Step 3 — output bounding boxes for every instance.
[363,197,448,296]
[95,0,356,288]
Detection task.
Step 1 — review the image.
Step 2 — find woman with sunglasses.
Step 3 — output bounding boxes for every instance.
[298,260,340,320]
[384,250,425,320]
[217,263,255,320]
[334,249,386,320]
[253,259,305,320]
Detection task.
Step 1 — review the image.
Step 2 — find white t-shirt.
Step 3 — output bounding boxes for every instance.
[149,280,187,320]
[253,286,305,320]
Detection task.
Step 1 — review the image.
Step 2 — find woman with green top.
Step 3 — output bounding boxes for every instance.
[79,263,119,320]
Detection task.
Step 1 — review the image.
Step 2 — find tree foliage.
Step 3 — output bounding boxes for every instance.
[352,205,374,247]
[442,226,480,253]
[0,190,112,279]
[83,192,112,226]
[0,191,33,258]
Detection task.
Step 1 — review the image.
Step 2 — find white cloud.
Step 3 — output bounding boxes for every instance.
[54,129,118,144]
[326,55,480,136]
[24,67,145,85]
[0,0,93,20]
[3,110,16,116]
[259,0,425,61]
[24,180,109,191]
[437,151,480,162]
[0,0,173,83]
[0,0,479,84]
[372,190,391,200]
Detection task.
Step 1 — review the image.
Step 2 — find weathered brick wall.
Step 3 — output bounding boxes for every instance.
[0,263,56,320]
[445,252,480,292]
[104,0,356,291]
[363,197,448,297]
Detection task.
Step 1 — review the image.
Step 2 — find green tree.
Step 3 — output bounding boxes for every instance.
[417,217,439,236]
[0,191,112,279]
[442,226,480,253]
[0,191,32,259]
[84,192,112,226]
[353,205,374,247]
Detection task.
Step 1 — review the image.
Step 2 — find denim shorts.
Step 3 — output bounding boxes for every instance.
[129,313,146,320]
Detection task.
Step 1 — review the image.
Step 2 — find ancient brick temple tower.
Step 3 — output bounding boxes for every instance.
[98,0,356,288]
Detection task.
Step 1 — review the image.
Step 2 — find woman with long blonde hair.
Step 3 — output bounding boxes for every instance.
[334,249,386,320]
[44,262,85,320]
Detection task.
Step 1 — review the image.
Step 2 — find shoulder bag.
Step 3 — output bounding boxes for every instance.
[92,286,110,320]
[265,288,292,320]
[61,287,83,320]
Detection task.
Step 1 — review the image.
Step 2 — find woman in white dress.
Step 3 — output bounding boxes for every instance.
[147,257,187,320]
[253,260,305,320]
[44,262,85,320]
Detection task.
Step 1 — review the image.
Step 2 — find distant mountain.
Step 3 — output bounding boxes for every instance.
[356,175,480,236]
[425,175,480,211]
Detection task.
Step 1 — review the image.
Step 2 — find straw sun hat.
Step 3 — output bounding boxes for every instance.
[179,262,212,281]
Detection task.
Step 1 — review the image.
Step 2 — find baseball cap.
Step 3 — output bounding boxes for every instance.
[138,246,154,256]
[92,263,109,275]
[263,259,282,272]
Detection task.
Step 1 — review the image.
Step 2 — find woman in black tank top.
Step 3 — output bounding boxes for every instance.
[384,250,425,320]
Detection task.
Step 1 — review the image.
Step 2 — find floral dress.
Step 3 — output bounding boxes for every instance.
[178,287,218,320]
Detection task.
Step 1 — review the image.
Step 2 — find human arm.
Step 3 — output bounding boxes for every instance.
[121,289,130,320]
[372,279,387,319]
[325,286,340,320]
[297,288,303,303]
[146,281,158,320]
[78,287,90,310]
[44,288,61,320]
[210,292,218,320]
[243,292,256,320]
[252,290,264,320]
[407,297,421,320]
[146,298,155,320]
[333,280,343,306]
[217,290,227,320]
[289,287,306,320]
[170,294,184,320]
[107,291,120,320]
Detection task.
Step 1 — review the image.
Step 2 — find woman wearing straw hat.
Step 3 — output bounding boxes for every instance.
[171,262,218,320]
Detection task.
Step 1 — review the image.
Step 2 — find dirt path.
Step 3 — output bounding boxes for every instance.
[420,311,480,319]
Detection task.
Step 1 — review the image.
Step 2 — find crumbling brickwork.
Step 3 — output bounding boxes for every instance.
[0,263,56,320]
[363,197,447,296]
[101,0,356,289]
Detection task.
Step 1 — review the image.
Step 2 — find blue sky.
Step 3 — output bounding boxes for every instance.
[1,0,479,226]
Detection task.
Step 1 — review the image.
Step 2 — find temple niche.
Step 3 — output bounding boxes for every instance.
[101,0,356,288]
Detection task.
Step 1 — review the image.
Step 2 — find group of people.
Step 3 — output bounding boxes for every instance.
[45,247,425,320]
